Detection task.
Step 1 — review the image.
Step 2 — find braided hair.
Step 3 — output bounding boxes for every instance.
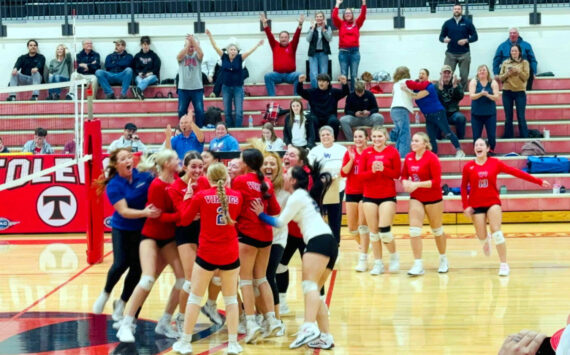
[207,163,235,226]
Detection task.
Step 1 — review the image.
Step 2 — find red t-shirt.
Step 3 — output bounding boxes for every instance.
[232,172,281,242]
[264,26,301,73]
[181,187,242,265]
[401,150,442,203]
[168,176,210,226]
[142,178,179,240]
[358,145,401,199]
[332,5,366,49]
[341,147,364,195]
[461,157,543,209]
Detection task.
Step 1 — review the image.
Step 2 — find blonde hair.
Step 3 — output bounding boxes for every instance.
[138,149,177,174]
[207,163,235,225]
[371,125,388,138]
[393,66,411,82]
[263,152,284,191]
[55,44,67,60]
[476,64,493,82]
[413,132,432,151]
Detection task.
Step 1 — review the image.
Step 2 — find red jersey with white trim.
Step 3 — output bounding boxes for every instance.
[232,172,281,242]
[341,148,364,195]
[181,187,242,265]
[142,177,179,240]
[461,157,543,209]
[168,176,210,226]
[401,150,442,202]
[358,145,401,199]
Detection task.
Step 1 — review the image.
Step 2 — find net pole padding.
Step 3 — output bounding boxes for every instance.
[84,119,104,264]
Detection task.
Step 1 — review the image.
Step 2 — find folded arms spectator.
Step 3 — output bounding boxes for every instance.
[71,39,100,98]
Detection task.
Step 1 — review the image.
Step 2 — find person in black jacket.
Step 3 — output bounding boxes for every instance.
[132,36,161,100]
[283,98,316,149]
[95,39,134,99]
[435,65,466,140]
[70,39,101,99]
[339,80,384,140]
[7,39,46,101]
[297,73,349,140]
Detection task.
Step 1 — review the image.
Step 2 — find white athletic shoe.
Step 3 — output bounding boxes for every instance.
[498,263,510,277]
[438,256,449,273]
[407,261,424,276]
[172,339,192,354]
[262,317,283,338]
[482,233,492,257]
[389,253,400,273]
[92,291,109,314]
[355,257,368,272]
[227,341,243,354]
[112,299,125,321]
[370,261,385,275]
[238,314,247,335]
[201,303,224,325]
[113,320,136,332]
[308,333,335,349]
[255,314,264,327]
[275,319,286,337]
[117,321,135,343]
[175,313,185,335]
[155,321,179,339]
[244,320,262,344]
[289,323,320,349]
[279,294,290,315]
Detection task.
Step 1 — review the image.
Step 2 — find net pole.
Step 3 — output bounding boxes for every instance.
[84,119,104,264]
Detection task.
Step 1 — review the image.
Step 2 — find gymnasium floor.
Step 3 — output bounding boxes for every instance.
[1,223,570,354]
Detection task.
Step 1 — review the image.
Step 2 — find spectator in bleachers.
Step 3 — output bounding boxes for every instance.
[493,28,537,90]
[332,0,367,93]
[469,64,500,153]
[283,98,315,149]
[205,29,264,127]
[389,66,414,157]
[0,137,9,153]
[177,34,205,127]
[209,122,240,152]
[108,123,147,153]
[201,54,216,86]
[499,44,530,139]
[23,127,54,154]
[261,122,286,152]
[71,39,100,98]
[96,39,133,100]
[340,80,384,141]
[435,65,466,140]
[306,11,332,89]
[47,44,73,100]
[132,36,161,101]
[297,73,349,140]
[7,39,46,101]
[63,139,76,154]
[165,112,205,159]
[439,3,478,88]
[261,13,304,97]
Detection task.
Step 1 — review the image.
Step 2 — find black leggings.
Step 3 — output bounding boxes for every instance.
[276,235,305,294]
[104,228,142,302]
[266,244,285,305]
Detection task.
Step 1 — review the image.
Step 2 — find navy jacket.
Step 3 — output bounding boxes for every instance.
[76,49,101,75]
[439,16,478,54]
[492,36,537,75]
[104,51,133,73]
[133,50,161,79]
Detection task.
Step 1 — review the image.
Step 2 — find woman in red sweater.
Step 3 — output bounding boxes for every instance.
[461,138,550,276]
[358,126,400,275]
[117,149,185,343]
[401,132,448,276]
[340,127,370,272]
[332,0,367,92]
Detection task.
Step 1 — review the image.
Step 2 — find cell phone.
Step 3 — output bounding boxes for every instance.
[536,337,555,355]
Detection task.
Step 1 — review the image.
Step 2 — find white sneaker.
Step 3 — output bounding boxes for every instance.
[201,303,224,325]
[172,339,192,354]
[113,320,136,332]
[389,253,400,273]
[407,261,424,276]
[155,321,179,339]
[289,323,320,349]
[176,313,185,335]
[279,294,290,315]
[276,320,286,337]
[262,317,283,338]
[438,256,449,273]
[244,320,262,344]
[355,256,368,272]
[92,291,109,314]
[370,261,384,275]
[238,314,246,335]
[308,333,335,349]
[112,299,125,321]
[117,321,135,343]
[498,263,510,277]
[455,149,466,158]
[227,340,243,354]
[255,314,264,327]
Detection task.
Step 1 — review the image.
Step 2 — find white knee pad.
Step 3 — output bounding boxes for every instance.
[409,227,422,238]
[239,279,253,288]
[369,233,380,242]
[211,276,222,287]
[301,280,319,294]
[492,231,505,245]
[182,280,192,294]
[253,277,268,287]
[223,295,238,306]
[138,275,155,291]
[350,230,359,236]
[358,225,369,235]
[174,278,185,290]
[380,232,394,243]
[431,227,444,237]
[187,293,203,306]
[276,263,288,274]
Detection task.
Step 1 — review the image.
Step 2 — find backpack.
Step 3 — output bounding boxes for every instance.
[526,156,570,174]
[263,102,280,125]
[520,140,546,156]
[204,106,223,127]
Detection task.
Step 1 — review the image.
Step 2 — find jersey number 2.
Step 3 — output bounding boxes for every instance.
[216,207,226,225]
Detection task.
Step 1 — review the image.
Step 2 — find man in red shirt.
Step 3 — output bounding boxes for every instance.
[261,13,304,96]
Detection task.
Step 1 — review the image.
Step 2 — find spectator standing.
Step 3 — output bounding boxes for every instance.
[499,44,530,139]
[166,112,205,159]
[72,39,100,97]
[261,13,304,97]
[283,98,316,149]
[96,39,133,99]
[132,36,161,100]
[332,0,367,92]
[47,44,73,100]
[23,127,54,154]
[389,66,414,157]
[469,65,500,152]
[439,3,478,88]
[261,122,286,152]
[435,65,466,140]
[108,123,147,153]
[0,137,9,153]
[7,39,46,101]
[177,35,206,127]
[493,28,537,90]
[306,11,332,89]
[340,80,384,140]
[297,73,349,140]
[209,122,240,152]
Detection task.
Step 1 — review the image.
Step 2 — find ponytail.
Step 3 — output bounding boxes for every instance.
[242,148,270,200]
[290,160,332,212]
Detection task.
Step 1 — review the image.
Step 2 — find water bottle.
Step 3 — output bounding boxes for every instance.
[415,112,420,124]
[248,115,254,128]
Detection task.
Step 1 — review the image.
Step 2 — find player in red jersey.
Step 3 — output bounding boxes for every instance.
[461,138,550,276]
[172,163,244,355]
[117,149,185,343]
[341,127,371,272]
[358,126,401,275]
[401,132,448,276]
[232,148,282,343]
[200,150,220,174]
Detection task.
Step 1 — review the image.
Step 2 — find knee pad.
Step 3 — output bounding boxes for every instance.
[253,277,268,287]
[182,280,192,294]
[369,233,380,242]
[211,276,222,287]
[276,264,288,274]
[239,279,253,288]
[138,275,155,291]
[350,230,359,236]
[223,295,238,306]
[301,280,318,294]
[187,293,203,306]
[379,226,393,243]
[358,225,369,235]
[431,227,444,237]
[174,278,185,290]
[492,231,505,245]
[409,227,422,238]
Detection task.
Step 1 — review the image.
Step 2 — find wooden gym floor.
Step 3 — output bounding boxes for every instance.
[1,223,570,354]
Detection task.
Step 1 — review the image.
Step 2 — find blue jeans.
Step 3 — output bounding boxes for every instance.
[177,88,205,127]
[222,85,245,127]
[264,71,301,96]
[447,111,466,139]
[389,107,411,156]
[135,74,158,92]
[95,68,133,96]
[338,47,360,92]
[502,90,527,138]
[425,110,461,154]
[48,74,70,95]
[472,113,497,150]
[309,52,329,88]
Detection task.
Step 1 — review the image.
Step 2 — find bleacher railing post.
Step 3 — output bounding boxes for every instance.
[128,0,139,34]
[529,0,541,25]
[261,0,271,31]
[61,0,73,36]
[0,3,6,37]
[393,0,405,29]
[194,0,205,33]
